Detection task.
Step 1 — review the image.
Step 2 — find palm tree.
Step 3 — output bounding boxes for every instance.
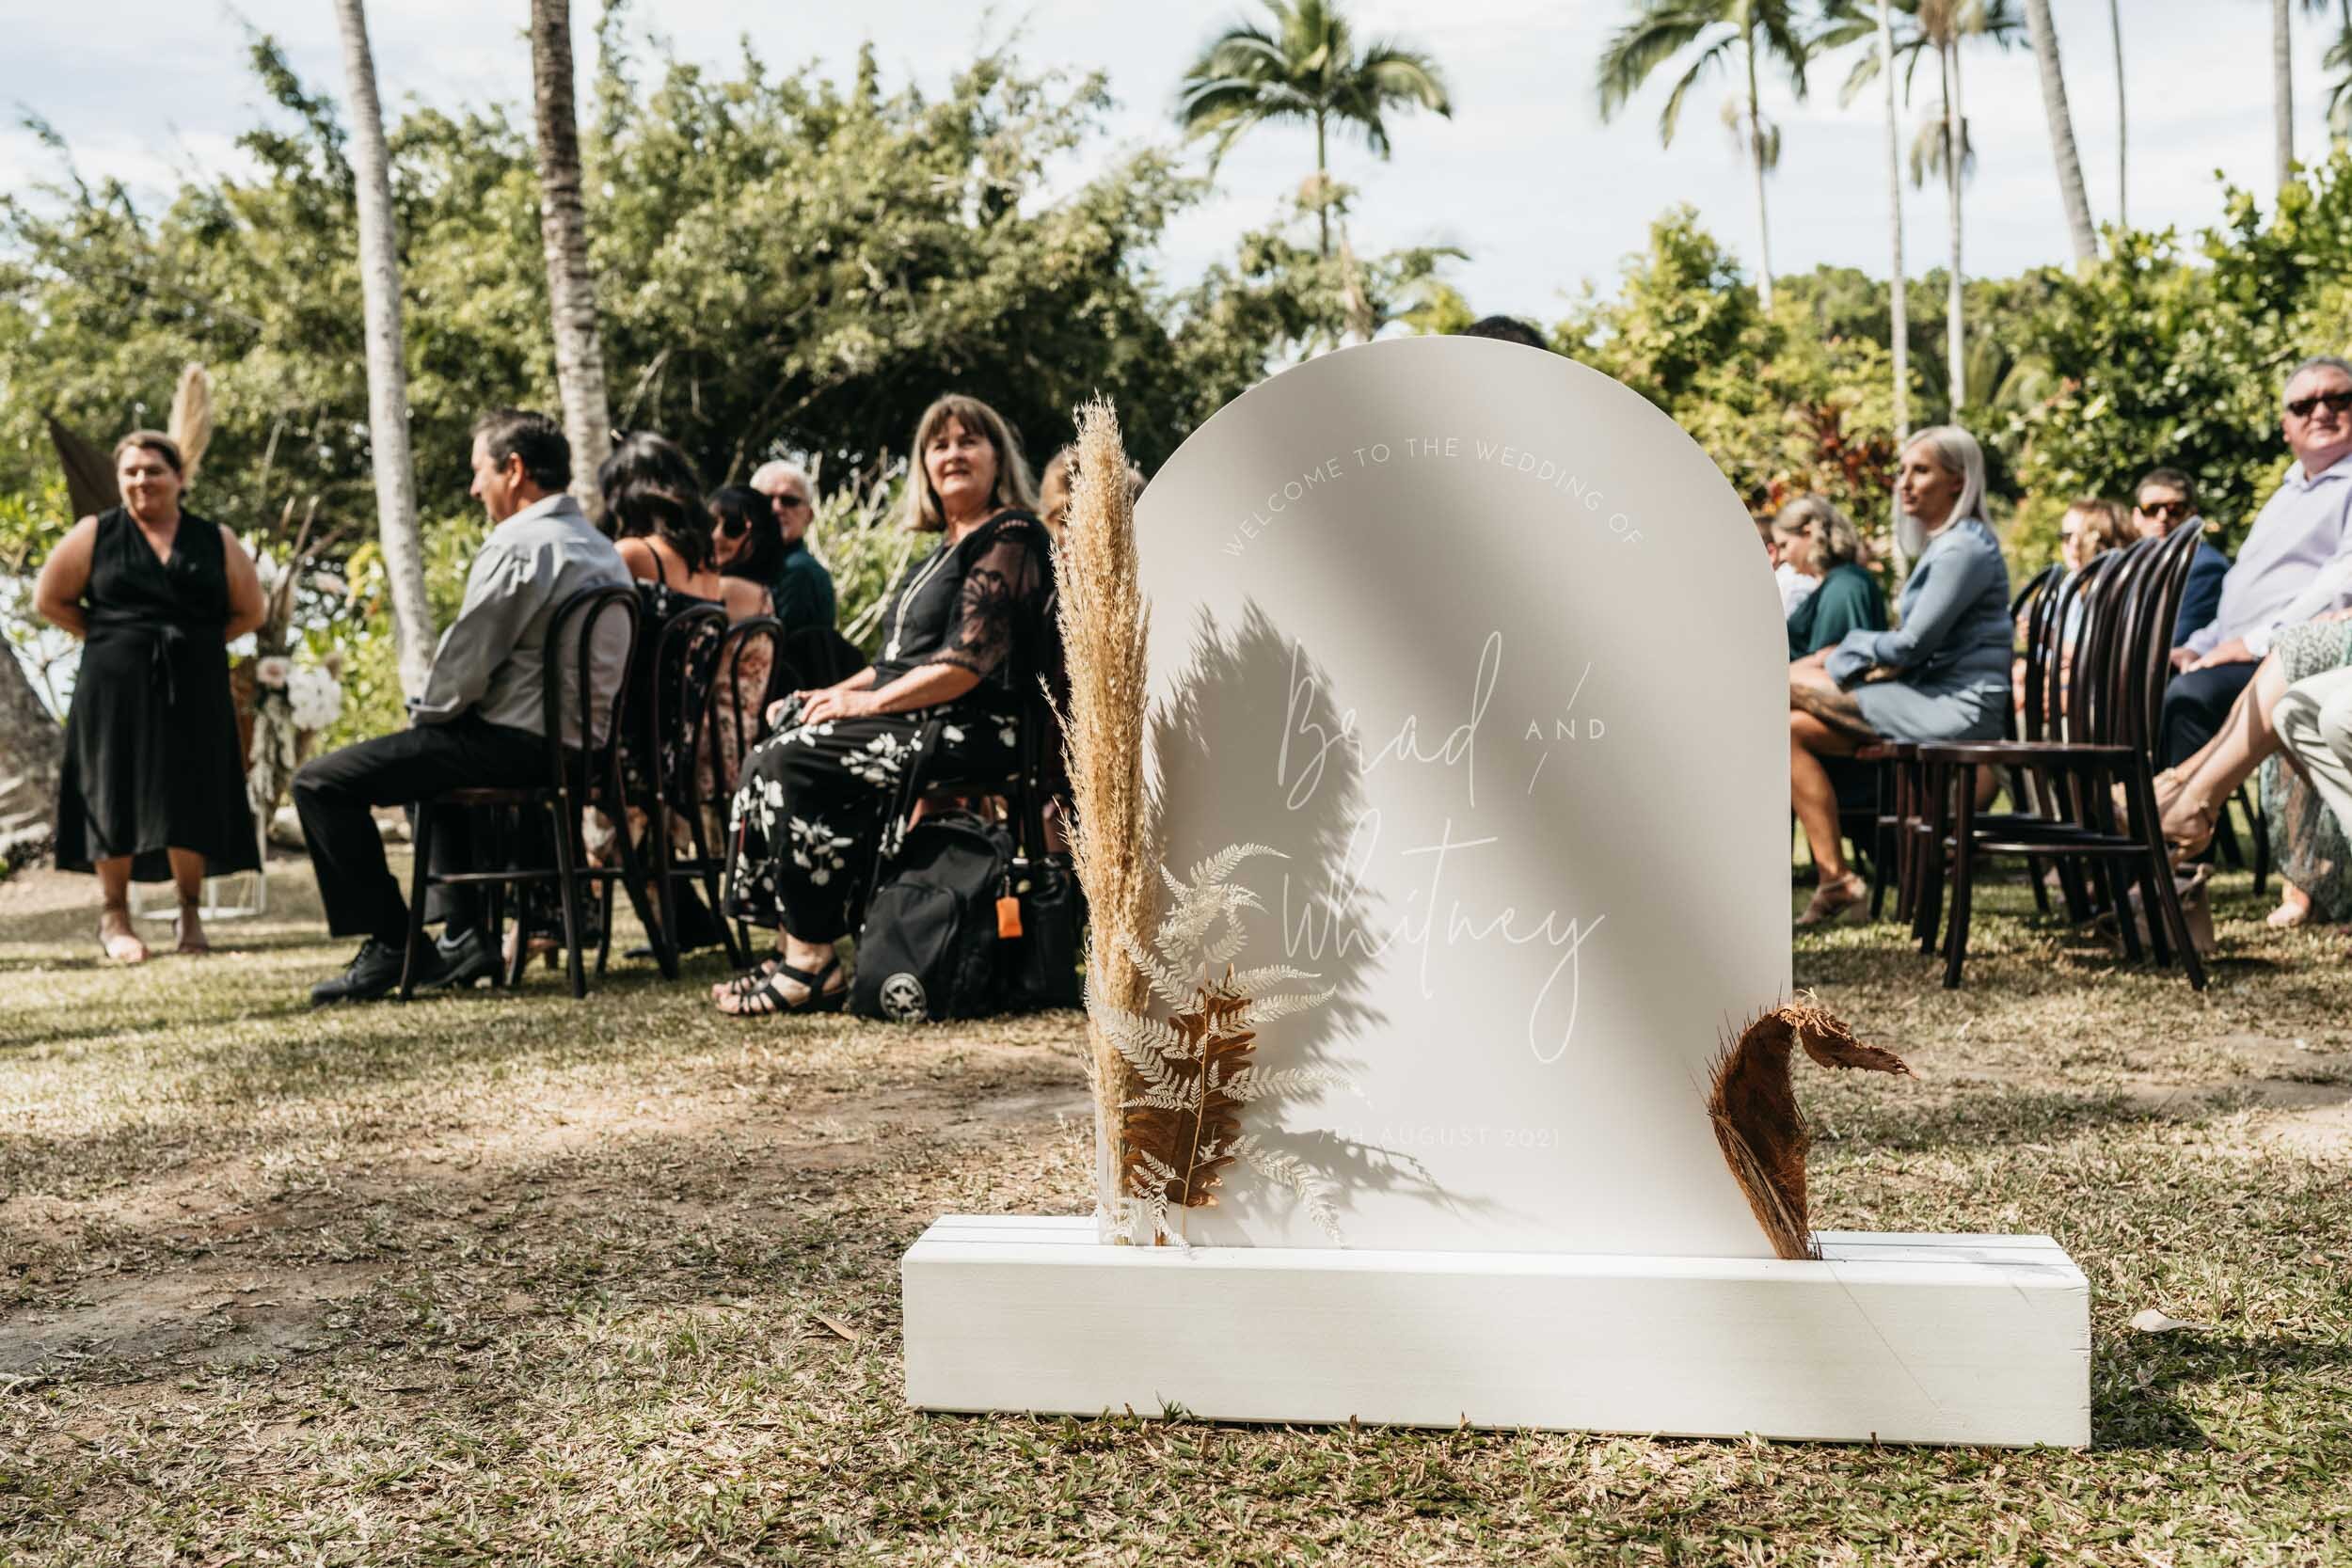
[2108,0,2126,230]
[1596,0,1817,311]
[1878,0,1910,518]
[530,0,612,513]
[2276,0,2296,188]
[1176,0,1452,260]
[329,0,434,700]
[1844,0,2023,420]
[2021,0,2097,267]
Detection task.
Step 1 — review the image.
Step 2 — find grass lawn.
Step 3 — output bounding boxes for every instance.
[4,853,2349,1565]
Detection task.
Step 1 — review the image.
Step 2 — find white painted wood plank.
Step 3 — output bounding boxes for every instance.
[902,1217,2090,1448]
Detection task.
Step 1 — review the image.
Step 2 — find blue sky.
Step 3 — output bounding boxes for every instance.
[0,2,2322,318]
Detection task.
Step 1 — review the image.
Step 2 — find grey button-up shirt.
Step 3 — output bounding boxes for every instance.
[2185,451,2352,658]
[406,493,633,747]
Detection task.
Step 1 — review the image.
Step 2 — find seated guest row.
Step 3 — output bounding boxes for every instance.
[1783,356,2352,935]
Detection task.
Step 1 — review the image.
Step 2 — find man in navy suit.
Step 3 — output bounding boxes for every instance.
[2132,467,2229,648]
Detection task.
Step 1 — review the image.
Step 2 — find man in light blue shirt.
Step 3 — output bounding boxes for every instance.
[294,410,632,1005]
[2158,356,2352,765]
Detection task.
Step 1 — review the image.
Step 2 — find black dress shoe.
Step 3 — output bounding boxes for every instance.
[414,927,499,993]
[310,939,405,1006]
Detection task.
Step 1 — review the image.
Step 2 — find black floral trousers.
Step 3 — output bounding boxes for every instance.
[723,698,1019,942]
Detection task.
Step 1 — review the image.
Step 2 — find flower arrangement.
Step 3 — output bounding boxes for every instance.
[237,499,352,823]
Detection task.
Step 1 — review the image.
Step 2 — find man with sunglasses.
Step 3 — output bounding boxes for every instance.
[750,459,836,638]
[2131,467,2230,646]
[2158,356,2352,766]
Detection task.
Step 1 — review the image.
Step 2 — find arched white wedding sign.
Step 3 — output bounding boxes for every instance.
[903,338,2090,1446]
[1134,334,1785,1255]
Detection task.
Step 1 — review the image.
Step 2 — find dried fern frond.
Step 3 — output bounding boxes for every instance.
[167,364,214,484]
[1707,994,1912,1260]
[1057,398,1158,1231]
[1100,845,1352,1246]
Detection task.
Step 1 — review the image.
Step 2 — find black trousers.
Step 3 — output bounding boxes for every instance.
[2157,659,2260,768]
[293,714,546,943]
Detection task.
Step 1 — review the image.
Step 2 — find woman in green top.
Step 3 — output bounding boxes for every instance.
[1773,497,1884,659]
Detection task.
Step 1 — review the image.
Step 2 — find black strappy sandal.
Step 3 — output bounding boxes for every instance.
[724,957,846,1017]
[711,955,784,1003]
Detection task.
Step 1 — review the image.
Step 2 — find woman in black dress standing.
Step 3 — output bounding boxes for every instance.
[716,394,1051,1015]
[35,432,265,961]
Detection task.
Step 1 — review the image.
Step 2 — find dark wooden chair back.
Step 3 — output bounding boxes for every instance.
[540,584,644,810]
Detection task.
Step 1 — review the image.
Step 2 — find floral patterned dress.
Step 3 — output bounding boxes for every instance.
[2261,617,2352,918]
[723,511,1048,942]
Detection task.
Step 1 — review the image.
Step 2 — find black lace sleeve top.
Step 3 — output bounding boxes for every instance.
[868,510,1051,701]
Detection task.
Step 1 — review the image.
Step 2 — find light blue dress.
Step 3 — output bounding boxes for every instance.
[1825,518,2013,743]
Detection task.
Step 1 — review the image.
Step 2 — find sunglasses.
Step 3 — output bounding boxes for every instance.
[717,513,749,539]
[2285,389,2352,418]
[2135,499,2189,518]
[771,493,811,510]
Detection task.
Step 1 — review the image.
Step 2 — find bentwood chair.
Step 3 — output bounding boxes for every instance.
[1911,524,2207,990]
[399,585,645,1001]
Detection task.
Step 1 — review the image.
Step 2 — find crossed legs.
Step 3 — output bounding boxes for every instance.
[1789,656,1876,894]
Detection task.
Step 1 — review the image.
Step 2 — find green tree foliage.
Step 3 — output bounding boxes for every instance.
[3,33,1422,736]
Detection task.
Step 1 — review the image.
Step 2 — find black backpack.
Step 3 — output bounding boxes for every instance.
[851,811,1014,1022]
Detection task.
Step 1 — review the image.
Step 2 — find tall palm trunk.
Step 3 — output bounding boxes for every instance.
[1313,110,1330,259]
[1880,0,1910,566]
[2109,0,2126,229]
[330,0,434,699]
[2023,0,2098,267]
[0,650,60,867]
[530,0,612,515]
[2275,0,2296,189]
[1943,41,1965,418]
[1744,21,1774,311]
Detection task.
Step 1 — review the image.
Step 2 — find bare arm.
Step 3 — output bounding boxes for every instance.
[796,661,974,725]
[30,516,99,639]
[219,525,268,642]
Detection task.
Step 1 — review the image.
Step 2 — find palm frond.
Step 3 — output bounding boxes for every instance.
[1595,12,1717,124]
[1658,38,1734,147]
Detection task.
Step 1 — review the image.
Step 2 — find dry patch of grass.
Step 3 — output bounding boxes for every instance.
[3,860,2348,1564]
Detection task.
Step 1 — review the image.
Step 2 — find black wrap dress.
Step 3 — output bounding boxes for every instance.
[55,508,258,880]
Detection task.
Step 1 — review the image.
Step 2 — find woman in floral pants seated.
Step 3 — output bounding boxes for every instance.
[716,394,1050,1015]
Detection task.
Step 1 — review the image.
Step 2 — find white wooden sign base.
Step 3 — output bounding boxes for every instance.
[902,1216,2090,1448]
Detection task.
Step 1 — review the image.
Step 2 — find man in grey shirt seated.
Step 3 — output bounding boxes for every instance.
[294,409,631,1005]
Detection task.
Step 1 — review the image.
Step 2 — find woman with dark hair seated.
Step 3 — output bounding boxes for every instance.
[715,393,1052,1015]
[703,483,783,816]
[597,436,771,955]
[1788,426,2013,927]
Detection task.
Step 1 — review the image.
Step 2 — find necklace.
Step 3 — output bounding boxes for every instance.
[884,544,953,663]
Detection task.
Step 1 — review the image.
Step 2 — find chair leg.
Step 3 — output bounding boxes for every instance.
[2248,784,2270,899]
[399,802,436,1001]
[549,799,589,1001]
[1942,765,1979,989]
[596,877,616,978]
[648,805,684,979]
[2128,768,2207,990]
[1914,762,1950,956]
[2079,767,2142,964]
[686,807,744,970]
[1891,760,1918,924]
[610,800,675,981]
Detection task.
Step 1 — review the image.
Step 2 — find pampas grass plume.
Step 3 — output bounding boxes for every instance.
[167,364,215,485]
[1057,397,1156,1228]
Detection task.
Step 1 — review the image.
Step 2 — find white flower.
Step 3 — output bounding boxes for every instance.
[254,656,294,689]
[286,665,344,731]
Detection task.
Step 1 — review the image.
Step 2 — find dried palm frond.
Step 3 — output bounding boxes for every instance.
[1091,845,1346,1248]
[167,364,215,484]
[1707,994,1913,1261]
[1057,397,1159,1233]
